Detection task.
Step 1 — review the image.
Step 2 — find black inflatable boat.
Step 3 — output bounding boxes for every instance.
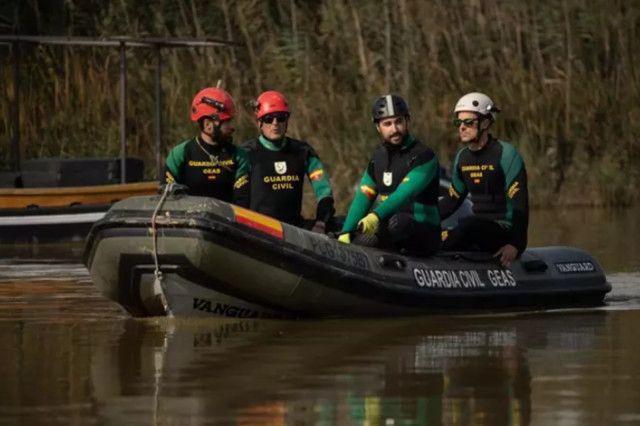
[83,185,610,318]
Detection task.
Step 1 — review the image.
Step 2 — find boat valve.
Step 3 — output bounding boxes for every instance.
[378,254,406,270]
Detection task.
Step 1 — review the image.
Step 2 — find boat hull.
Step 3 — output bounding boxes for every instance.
[84,191,611,319]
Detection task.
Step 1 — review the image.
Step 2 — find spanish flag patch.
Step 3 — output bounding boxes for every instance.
[360,185,377,200]
[232,205,284,239]
[309,169,324,181]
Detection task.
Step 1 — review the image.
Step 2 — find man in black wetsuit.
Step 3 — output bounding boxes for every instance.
[439,92,529,268]
[241,91,335,233]
[164,87,250,207]
[337,94,441,257]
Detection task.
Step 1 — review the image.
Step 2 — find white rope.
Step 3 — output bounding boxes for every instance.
[151,183,174,316]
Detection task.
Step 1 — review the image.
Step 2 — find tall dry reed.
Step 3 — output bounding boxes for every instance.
[1,0,639,209]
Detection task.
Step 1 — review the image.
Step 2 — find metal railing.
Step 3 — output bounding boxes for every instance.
[0,35,242,183]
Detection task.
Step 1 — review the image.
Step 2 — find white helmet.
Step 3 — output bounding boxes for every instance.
[454,92,500,120]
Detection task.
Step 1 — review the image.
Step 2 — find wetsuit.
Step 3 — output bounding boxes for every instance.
[341,135,441,257]
[241,135,334,226]
[164,137,250,207]
[439,136,529,255]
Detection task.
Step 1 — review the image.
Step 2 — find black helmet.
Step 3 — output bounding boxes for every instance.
[372,94,410,122]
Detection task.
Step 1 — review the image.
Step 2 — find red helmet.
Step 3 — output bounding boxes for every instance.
[254,91,290,119]
[190,87,237,122]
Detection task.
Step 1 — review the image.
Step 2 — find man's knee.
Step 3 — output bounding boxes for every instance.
[442,218,506,252]
[387,213,414,236]
[352,233,379,247]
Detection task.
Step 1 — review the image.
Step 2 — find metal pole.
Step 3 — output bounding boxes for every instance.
[119,41,127,183]
[154,46,163,181]
[12,42,20,172]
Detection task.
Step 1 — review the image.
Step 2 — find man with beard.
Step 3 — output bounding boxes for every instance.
[164,87,250,207]
[242,91,335,233]
[338,94,441,257]
[439,92,529,268]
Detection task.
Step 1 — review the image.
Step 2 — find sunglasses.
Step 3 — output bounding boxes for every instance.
[261,113,289,124]
[453,118,478,127]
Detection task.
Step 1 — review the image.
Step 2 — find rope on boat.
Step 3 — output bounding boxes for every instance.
[151,183,174,317]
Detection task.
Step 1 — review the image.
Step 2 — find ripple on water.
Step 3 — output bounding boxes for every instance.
[602,272,640,310]
[0,262,90,283]
[0,260,126,322]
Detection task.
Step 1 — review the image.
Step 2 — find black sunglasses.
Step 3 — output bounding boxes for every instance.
[261,113,289,124]
[453,118,478,127]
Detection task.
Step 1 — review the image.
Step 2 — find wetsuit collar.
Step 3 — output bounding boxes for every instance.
[467,134,497,156]
[197,136,226,153]
[259,135,288,151]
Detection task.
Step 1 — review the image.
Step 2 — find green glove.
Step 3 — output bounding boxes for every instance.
[357,212,380,236]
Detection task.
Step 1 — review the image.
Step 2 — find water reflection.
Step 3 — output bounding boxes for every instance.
[86,312,614,425]
[0,242,85,262]
[1,206,640,425]
[2,304,640,425]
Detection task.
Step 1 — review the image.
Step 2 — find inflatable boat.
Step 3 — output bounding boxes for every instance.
[83,185,611,318]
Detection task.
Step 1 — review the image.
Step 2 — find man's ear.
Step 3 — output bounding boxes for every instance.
[481,117,492,131]
[198,117,210,132]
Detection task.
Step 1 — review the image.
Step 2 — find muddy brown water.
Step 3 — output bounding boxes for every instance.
[0,207,639,425]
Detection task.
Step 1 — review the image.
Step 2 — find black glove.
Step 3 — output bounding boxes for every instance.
[315,197,335,224]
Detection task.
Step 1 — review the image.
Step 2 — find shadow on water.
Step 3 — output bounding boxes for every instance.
[3,310,637,425]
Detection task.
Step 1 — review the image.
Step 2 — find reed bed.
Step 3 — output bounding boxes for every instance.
[1,0,639,210]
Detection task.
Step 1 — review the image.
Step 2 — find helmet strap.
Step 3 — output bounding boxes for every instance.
[200,116,232,145]
[375,115,410,149]
[469,117,492,147]
[213,122,232,145]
